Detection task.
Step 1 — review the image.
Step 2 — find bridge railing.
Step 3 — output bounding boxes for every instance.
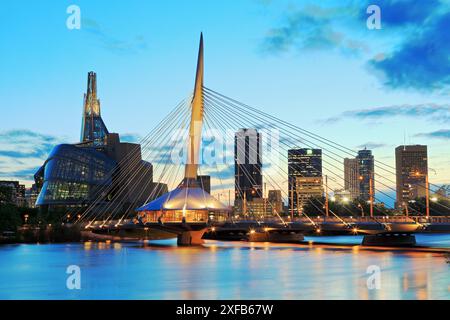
[230,215,450,225]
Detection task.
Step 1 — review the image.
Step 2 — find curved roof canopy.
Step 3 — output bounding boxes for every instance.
[136,186,229,212]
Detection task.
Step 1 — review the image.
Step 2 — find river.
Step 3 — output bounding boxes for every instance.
[0,234,449,299]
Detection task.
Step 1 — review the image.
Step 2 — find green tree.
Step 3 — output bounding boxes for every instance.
[0,204,22,231]
[408,197,450,216]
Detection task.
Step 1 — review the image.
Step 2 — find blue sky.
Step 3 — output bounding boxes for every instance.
[1,0,449,206]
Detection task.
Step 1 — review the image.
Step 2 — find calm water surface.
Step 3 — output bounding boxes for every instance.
[0,234,449,300]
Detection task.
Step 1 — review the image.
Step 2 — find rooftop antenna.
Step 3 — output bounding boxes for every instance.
[403,129,406,150]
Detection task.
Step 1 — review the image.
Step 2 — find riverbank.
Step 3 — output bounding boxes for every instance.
[0,225,176,245]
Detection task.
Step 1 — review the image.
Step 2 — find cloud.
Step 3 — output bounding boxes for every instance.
[260,5,367,55]
[415,129,450,140]
[0,130,65,182]
[361,0,440,27]
[356,142,387,149]
[82,18,147,54]
[323,103,450,123]
[262,1,450,92]
[368,10,450,91]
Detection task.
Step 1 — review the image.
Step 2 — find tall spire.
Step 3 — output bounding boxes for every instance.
[81,71,109,145]
[184,33,205,179]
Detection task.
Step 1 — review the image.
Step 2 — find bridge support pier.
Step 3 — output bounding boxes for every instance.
[177,229,206,246]
[362,233,416,247]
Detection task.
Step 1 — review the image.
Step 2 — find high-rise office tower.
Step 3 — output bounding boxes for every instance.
[234,128,263,202]
[288,149,322,216]
[344,158,359,200]
[357,149,374,201]
[268,189,283,214]
[0,180,25,206]
[395,145,428,209]
[344,149,374,201]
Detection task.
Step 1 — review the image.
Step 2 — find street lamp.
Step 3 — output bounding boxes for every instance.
[414,171,430,218]
[357,203,364,217]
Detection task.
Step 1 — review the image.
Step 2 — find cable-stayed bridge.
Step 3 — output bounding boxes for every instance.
[70,34,450,246]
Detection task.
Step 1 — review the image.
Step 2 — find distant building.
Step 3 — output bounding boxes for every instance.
[25,184,40,208]
[288,148,322,216]
[34,72,163,215]
[344,158,359,200]
[395,145,428,209]
[435,185,449,199]
[0,180,25,206]
[357,149,374,201]
[294,176,323,212]
[197,175,211,194]
[268,189,283,214]
[234,128,263,205]
[333,189,351,203]
[234,198,272,217]
[344,149,374,201]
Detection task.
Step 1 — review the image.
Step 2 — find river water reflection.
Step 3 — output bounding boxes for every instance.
[0,234,449,299]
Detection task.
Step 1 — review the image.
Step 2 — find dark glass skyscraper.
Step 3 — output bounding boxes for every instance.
[395,145,428,209]
[234,128,262,202]
[357,149,374,201]
[288,149,322,216]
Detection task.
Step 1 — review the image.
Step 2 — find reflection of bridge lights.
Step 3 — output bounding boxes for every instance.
[264,227,269,232]
[211,227,216,232]
[249,229,256,234]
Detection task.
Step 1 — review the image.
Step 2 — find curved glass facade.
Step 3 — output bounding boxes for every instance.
[36,144,116,206]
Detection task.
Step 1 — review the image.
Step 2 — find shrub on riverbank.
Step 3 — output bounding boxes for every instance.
[15,224,82,243]
[0,204,82,244]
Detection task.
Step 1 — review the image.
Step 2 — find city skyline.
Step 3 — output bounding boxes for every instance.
[1,68,446,209]
[1,1,450,206]
[1,2,450,303]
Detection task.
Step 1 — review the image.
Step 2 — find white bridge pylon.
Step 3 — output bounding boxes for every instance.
[135,34,229,241]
